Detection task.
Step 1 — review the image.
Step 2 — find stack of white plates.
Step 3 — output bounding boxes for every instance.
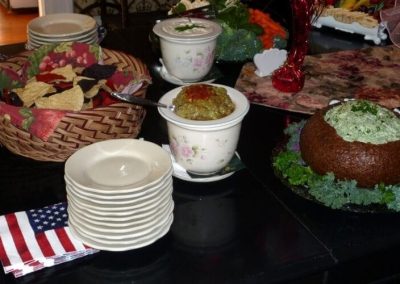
[64,139,174,251]
[26,13,98,50]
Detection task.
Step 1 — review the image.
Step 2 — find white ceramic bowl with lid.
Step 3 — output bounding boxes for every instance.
[158,84,250,175]
[153,17,222,82]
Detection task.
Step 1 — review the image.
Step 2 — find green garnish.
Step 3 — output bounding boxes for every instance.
[351,100,378,115]
[273,121,400,211]
[175,24,205,32]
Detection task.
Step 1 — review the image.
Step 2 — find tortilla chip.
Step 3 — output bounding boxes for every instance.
[82,99,93,110]
[85,79,107,98]
[73,76,96,91]
[15,81,56,107]
[50,64,77,81]
[35,85,84,111]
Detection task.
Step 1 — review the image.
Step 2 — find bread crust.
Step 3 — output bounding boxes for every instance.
[299,107,400,188]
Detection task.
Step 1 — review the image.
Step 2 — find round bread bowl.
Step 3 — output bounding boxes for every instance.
[299,105,400,188]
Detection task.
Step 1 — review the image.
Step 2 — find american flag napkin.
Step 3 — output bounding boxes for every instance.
[0,202,99,278]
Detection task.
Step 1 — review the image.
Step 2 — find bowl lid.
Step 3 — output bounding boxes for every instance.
[158,84,250,130]
[153,18,222,42]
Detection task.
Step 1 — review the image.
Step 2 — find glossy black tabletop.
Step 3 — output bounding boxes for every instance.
[1,6,400,284]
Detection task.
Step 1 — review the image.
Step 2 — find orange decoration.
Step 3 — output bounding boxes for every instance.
[248,8,287,49]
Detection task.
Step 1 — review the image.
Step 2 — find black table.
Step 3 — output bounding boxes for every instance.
[1,9,400,284]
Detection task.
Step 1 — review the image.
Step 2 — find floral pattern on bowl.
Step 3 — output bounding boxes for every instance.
[170,135,207,165]
[174,45,215,75]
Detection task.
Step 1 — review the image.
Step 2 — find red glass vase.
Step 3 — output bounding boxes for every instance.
[272,0,316,93]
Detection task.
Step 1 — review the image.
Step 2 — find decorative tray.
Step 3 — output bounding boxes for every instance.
[235,45,400,114]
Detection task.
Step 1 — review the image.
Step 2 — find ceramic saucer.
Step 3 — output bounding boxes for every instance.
[162,145,242,183]
[158,60,216,86]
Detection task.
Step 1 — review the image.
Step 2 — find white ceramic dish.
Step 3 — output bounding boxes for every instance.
[65,139,172,192]
[68,199,174,228]
[69,213,173,243]
[28,13,97,38]
[159,63,215,86]
[68,206,172,238]
[28,34,98,46]
[153,17,222,82]
[158,84,249,175]
[64,167,173,197]
[172,167,235,182]
[67,186,172,214]
[163,145,238,182]
[67,195,172,222]
[68,214,173,251]
[28,27,97,42]
[65,176,172,203]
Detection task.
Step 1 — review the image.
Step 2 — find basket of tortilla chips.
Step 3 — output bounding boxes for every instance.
[0,42,151,162]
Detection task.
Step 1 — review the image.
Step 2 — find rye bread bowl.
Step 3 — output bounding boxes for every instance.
[299,103,400,188]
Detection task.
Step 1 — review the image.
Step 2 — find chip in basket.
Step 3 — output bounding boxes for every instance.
[14,81,55,107]
[35,85,84,111]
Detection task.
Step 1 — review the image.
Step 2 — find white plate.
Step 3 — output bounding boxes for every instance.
[67,185,172,214]
[158,64,215,86]
[68,205,173,238]
[64,174,172,200]
[68,195,173,223]
[69,213,173,242]
[66,177,172,205]
[66,183,173,213]
[64,167,173,198]
[28,33,98,45]
[68,214,173,251]
[28,27,97,41]
[65,139,172,193]
[28,13,97,38]
[68,199,174,229]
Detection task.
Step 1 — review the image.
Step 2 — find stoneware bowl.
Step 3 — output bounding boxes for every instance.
[153,17,222,82]
[158,84,250,175]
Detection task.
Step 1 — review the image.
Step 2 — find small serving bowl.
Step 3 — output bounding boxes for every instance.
[158,84,250,175]
[153,17,222,82]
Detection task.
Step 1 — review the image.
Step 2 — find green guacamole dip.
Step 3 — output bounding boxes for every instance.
[324,100,400,144]
[173,84,235,120]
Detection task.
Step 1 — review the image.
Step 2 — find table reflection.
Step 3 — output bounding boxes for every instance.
[172,186,237,250]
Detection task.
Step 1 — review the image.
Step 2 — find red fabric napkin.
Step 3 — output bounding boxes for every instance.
[0,103,65,141]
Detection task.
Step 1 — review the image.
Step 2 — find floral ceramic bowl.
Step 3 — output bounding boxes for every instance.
[158,83,249,175]
[153,17,222,82]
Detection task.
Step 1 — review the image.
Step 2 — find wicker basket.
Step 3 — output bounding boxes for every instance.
[0,48,150,162]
